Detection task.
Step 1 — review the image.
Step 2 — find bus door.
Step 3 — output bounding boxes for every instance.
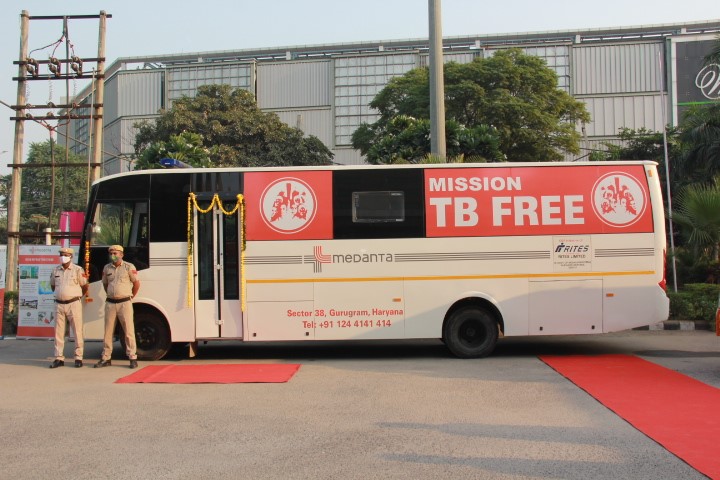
[194,206,243,339]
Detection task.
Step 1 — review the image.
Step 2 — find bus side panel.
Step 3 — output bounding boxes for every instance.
[83,281,107,340]
[143,243,196,342]
[403,277,530,338]
[313,281,406,340]
[246,281,314,340]
[528,279,603,334]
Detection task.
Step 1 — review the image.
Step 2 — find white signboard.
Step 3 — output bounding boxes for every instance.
[17,245,60,338]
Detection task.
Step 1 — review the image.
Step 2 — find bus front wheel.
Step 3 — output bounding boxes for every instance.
[131,312,171,361]
[443,306,499,358]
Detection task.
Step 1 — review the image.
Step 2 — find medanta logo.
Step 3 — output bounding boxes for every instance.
[591,172,647,227]
[309,246,394,273]
[260,177,317,234]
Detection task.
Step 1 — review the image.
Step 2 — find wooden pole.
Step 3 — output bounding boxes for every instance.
[6,10,30,295]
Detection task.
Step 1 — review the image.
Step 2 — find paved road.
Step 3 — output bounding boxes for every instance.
[0,330,718,480]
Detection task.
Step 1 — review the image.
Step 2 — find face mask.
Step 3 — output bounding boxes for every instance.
[61,256,71,264]
[110,255,119,263]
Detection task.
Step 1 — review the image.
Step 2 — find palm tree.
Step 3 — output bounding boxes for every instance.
[678,103,720,185]
[672,182,720,262]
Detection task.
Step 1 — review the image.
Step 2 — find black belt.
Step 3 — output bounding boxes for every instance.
[107,296,132,303]
[55,297,80,304]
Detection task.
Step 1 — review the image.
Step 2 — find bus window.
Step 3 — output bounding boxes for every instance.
[90,201,149,270]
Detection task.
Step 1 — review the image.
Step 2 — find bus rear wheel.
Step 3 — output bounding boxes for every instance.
[128,312,171,361]
[443,306,499,358]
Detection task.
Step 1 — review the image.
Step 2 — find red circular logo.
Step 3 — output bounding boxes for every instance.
[591,172,647,227]
[260,178,317,234]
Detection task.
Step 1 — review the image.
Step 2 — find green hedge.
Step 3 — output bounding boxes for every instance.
[668,283,720,321]
[2,291,18,336]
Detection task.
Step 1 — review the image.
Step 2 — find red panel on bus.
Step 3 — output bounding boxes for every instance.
[425,165,654,237]
[244,171,333,240]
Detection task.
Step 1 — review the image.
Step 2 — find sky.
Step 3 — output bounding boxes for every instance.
[1,0,718,175]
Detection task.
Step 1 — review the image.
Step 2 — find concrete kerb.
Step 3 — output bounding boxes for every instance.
[636,320,715,331]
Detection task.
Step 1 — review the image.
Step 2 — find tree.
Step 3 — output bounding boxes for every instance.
[134,84,334,168]
[352,49,590,163]
[0,140,89,240]
[355,115,503,164]
[677,103,720,186]
[672,182,720,263]
[595,127,684,189]
[133,132,214,170]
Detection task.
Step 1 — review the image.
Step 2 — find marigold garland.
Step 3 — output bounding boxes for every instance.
[186,193,245,310]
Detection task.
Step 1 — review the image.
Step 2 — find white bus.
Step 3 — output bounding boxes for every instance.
[78,161,669,359]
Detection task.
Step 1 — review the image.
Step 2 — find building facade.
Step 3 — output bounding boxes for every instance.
[66,20,720,174]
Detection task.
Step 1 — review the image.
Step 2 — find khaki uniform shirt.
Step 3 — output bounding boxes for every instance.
[50,263,87,301]
[102,261,138,299]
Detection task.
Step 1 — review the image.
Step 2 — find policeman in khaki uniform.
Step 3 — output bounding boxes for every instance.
[95,245,141,369]
[49,247,88,368]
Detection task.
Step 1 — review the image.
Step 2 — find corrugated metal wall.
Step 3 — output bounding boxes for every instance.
[94,30,693,168]
[561,137,624,162]
[332,147,364,166]
[103,116,155,168]
[572,42,663,95]
[257,61,331,109]
[104,70,164,121]
[117,71,164,116]
[581,95,664,136]
[272,108,333,146]
[103,75,119,124]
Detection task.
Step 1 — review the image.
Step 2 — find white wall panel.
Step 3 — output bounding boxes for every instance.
[332,148,364,166]
[103,116,157,168]
[560,138,624,162]
[273,108,333,146]
[580,94,664,137]
[573,43,663,95]
[103,75,119,123]
[419,52,476,66]
[116,70,164,117]
[257,61,331,109]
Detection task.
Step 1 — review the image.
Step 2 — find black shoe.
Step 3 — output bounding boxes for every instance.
[94,359,111,368]
[49,359,64,369]
[129,360,138,369]
[75,360,83,368]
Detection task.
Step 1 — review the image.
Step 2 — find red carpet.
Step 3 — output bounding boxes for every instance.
[541,354,720,479]
[115,364,301,384]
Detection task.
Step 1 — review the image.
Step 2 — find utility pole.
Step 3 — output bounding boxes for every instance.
[5,11,110,299]
[6,11,29,296]
[91,11,107,183]
[428,0,446,158]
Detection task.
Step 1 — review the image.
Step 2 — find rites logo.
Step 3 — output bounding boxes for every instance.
[260,177,317,234]
[591,172,647,227]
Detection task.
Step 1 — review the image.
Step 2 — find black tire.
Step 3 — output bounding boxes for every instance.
[443,306,499,358]
[133,312,171,361]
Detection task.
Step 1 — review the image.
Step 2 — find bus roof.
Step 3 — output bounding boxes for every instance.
[94,160,659,186]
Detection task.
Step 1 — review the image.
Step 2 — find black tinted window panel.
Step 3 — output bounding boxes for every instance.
[333,169,424,239]
[150,173,192,242]
[96,175,149,200]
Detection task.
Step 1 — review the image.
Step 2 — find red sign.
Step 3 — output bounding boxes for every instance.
[59,211,85,248]
[425,165,653,237]
[245,171,333,240]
